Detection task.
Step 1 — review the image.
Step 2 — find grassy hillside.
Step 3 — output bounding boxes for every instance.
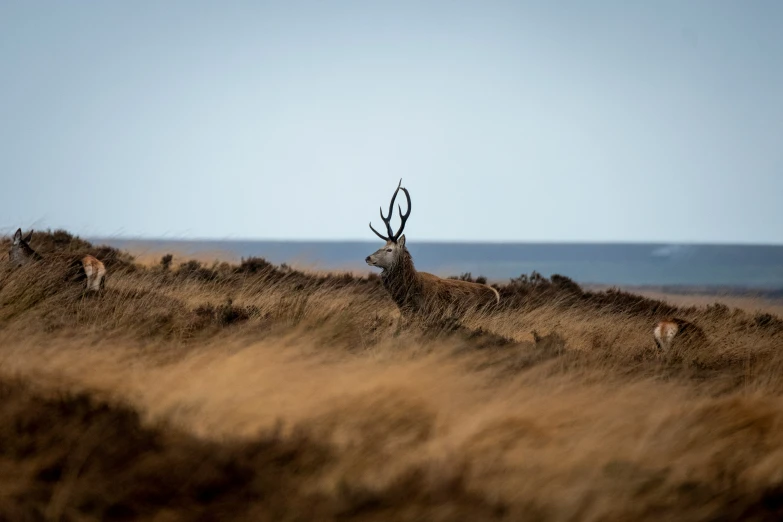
[1,230,782,521]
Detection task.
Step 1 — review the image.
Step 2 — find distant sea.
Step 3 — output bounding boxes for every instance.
[95,239,783,293]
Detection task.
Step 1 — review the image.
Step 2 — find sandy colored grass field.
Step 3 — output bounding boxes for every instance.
[633,289,783,318]
[1,231,783,521]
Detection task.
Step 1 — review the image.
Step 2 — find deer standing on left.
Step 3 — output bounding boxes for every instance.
[8,228,107,292]
[9,229,42,265]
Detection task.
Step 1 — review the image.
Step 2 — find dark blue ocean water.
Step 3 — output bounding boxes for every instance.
[97,239,783,290]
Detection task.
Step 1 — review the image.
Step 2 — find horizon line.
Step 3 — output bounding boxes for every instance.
[87,235,783,248]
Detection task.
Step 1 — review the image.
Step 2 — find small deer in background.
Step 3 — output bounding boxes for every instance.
[8,228,107,292]
[9,229,42,265]
[365,180,499,319]
[653,317,708,352]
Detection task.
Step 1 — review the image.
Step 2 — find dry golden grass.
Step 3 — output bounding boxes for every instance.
[1,234,783,520]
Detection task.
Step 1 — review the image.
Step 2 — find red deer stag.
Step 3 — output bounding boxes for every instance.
[8,228,107,292]
[653,317,707,352]
[365,180,499,319]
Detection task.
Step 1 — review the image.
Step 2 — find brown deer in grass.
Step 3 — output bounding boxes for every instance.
[653,317,708,352]
[9,228,107,292]
[9,229,42,265]
[365,180,499,319]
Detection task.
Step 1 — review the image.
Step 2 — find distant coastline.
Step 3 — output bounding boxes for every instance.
[92,238,783,293]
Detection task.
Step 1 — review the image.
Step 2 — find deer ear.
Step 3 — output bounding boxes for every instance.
[23,230,33,243]
[13,229,22,243]
[398,234,406,247]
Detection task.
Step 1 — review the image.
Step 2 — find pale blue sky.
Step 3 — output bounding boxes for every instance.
[1,1,781,243]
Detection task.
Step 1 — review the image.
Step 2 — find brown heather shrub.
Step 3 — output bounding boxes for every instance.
[1,229,783,520]
[0,379,510,521]
[237,256,277,275]
[194,297,262,328]
[448,272,488,285]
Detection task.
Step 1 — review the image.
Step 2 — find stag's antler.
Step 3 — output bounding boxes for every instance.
[369,179,412,243]
[393,184,411,241]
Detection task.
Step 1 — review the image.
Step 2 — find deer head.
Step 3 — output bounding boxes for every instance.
[365,179,412,270]
[9,228,38,266]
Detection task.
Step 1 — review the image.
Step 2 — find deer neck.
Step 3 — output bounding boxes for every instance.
[381,249,421,310]
[25,243,42,261]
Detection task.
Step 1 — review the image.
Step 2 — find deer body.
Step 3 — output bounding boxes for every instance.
[8,229,107,292]
[653,318,707,351]
[365,181,499,318]
[370,238,498,316]
[81,254,107,291]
